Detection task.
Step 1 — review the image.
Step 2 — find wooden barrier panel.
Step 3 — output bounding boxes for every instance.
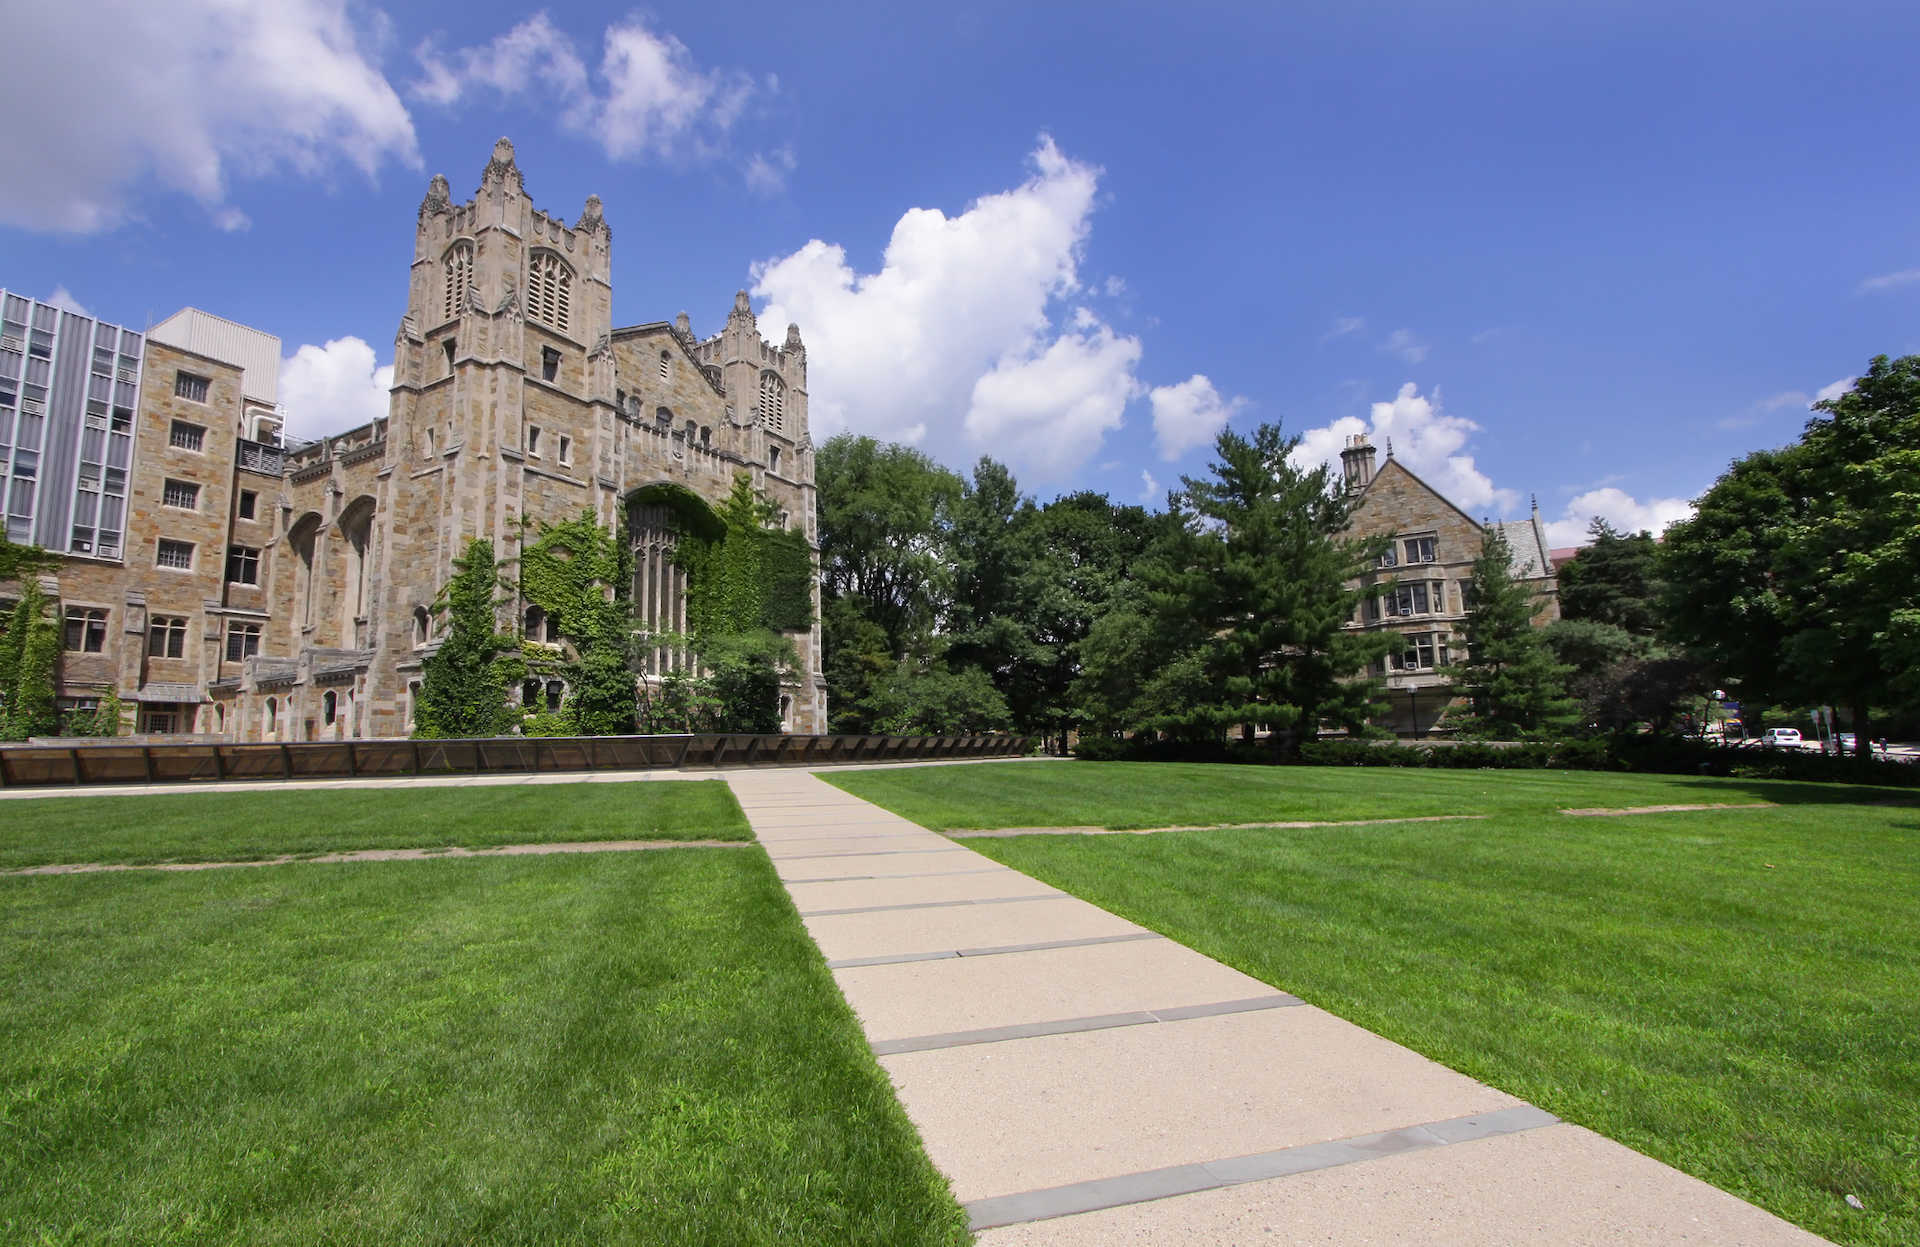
[0,732,1032,789]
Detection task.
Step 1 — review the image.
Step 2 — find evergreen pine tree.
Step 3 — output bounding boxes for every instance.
[1139,422,1393,756]
[1444,528,1577,737]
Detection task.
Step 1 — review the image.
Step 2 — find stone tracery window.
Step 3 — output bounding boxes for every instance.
[442,241,474,322]
[758,371,786,435]
[528,250,573,333]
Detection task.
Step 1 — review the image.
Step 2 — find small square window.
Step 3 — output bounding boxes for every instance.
[226,545,260,585]
[64,607,108,653]
[156,538,194,570]
[169,420,204,452]
[147,615,188,659]
[237,489,257,520]
[162,478,199,510]
[174,372,209,402]
[226,622,261,662]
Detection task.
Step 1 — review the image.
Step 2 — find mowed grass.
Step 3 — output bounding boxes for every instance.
[0,850,970,1246]
[0,780,750,869]
[922,767,1920,1247]
[822,758,1892,830]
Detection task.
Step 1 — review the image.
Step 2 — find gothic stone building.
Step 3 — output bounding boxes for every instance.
[1338,435,1558,736]
[4,138,824,740]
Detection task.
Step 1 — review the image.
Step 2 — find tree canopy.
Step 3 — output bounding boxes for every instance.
[1557,518,1661,636]
[1087,422,1392,756]
[1662,354,1920,753]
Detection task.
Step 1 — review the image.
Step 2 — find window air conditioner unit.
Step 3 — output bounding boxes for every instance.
[0,336,21,353]
[117,369,137,384]
[20,399,43,415]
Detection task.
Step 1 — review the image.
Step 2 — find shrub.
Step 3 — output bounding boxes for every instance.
[1076,731,1917,787]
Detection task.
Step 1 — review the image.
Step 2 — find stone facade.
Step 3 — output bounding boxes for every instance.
[1339,436,1558,735]
[8,138,824,740]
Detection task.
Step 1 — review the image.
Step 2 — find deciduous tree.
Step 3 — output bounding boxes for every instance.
[1662,354,1920,757]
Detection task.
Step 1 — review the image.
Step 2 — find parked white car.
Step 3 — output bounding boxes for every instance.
[1761,728,1803,747]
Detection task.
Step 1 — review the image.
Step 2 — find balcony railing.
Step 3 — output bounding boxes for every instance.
[236,438,284,476]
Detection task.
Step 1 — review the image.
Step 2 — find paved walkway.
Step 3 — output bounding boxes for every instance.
[727,768,1829,1245]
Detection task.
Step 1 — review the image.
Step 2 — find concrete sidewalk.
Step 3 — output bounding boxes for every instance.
[728,768,1828,1245]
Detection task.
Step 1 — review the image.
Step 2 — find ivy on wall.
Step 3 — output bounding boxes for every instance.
[414,478,814,739]
[0,579,61,740]
[414,539,516,739]
[518,511,637,736]
[674,473,816,640]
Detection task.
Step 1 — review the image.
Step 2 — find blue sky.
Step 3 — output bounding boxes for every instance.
[4,0,1917,544]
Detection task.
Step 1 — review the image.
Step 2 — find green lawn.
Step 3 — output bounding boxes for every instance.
[902,765,1920,1247]
[0,780,751,869]
[0,850,969,1246]
[821,759,1893,831]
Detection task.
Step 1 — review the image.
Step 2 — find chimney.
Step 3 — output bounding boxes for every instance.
[1340,433,1377,491]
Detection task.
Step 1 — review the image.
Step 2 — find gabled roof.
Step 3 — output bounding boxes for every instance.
[1352,456,1484,532]
[1354,456,1553,581]
[1494,517,1550,580]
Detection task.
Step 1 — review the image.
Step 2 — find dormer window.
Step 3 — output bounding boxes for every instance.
[528,250,572,333]
[442,241,474,321]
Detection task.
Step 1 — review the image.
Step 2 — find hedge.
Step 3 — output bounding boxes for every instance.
[1072,732,1919,787]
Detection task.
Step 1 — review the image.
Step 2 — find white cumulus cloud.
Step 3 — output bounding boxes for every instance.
[412,13,755,167]
[753,136,1154,481]
[1813,377,1855,404]
[1291,383,1516,514]
[0,0,418,233]
[1543,488,1694,547]
[965,323,1143,477]
[279,337,394,443]
[1139,469,1161,505]
[1149,374,1245,462]
[45,287,90,318]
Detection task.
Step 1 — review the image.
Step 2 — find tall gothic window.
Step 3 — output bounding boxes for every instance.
[758,371,786,435]
[529,251,573,333]
[442,241,474,322]
[629,501,691,676]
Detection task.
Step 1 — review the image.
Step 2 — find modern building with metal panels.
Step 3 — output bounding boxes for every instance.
[0,291,145,556]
